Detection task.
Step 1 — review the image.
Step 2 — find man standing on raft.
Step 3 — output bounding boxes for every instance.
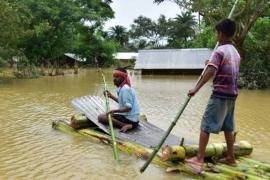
[98,68,140,133]
[185,19,241,173]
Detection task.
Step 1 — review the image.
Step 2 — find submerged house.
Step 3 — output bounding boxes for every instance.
[113,52,138,67]
[63,53,86,67]
[134,48,212,74]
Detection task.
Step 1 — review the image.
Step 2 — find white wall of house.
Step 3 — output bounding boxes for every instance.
[113,52,138,61]
[134,48,212,70]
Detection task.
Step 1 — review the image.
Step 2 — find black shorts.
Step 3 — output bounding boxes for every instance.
[112,114,139,128]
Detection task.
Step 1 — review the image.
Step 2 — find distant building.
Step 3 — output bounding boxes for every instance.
[134,48,212,74]
[114,52,138,66]
[64,53,86,63]
[63,53,86,67]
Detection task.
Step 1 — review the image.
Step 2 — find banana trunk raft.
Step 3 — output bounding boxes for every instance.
[52,96,270,179]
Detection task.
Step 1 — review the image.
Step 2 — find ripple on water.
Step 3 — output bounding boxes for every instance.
[0,71,270,179]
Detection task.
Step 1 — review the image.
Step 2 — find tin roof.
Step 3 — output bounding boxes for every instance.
[64,53,86,62]
[70,95,186,147]
[134,48,212,69]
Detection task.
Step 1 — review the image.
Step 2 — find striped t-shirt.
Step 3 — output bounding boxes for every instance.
[208,42,241,97]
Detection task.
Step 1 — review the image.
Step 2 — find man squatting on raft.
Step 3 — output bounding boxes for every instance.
[185,19,241,173]
[98,68,140,133]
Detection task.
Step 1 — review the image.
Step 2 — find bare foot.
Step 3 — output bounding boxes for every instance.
[184,157,204,174]
[120,124,133,132]
[218,158,237,166]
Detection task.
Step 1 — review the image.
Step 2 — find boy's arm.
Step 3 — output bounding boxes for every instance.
[188,65,216,96]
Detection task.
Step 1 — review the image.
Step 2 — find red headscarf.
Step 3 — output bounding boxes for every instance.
[113,69,131,87]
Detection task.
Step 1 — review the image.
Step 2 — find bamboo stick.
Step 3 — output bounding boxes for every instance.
[102,74,120,160]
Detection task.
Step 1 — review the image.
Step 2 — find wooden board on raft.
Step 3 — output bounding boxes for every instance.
[71,95,192,148]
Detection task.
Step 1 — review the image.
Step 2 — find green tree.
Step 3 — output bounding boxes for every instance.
[154,0,270,88]
[154,0,270,57]
[19,0,114,66]
[109,25,129,48]
[167,11,197,48]
[73,26,118,67]
[190,25,216,48]
[129,15,169,48]
[238,15,270,89]
[0,0,31,65]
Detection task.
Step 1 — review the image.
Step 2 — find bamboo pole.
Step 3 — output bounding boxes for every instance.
[102,73,120,161]
[140,0,240,173]
[94,57,119,161]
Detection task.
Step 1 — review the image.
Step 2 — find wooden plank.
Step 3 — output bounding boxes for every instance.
[71,95,192,148]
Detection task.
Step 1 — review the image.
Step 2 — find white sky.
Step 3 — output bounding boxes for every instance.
[104,0,182,30]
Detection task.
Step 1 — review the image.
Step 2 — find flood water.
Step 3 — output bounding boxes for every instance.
[0,69,270,179]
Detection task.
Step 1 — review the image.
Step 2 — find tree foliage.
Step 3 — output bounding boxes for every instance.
[238,15,270,89]
[0,0,32,62]
[0,0,115,67]
[109,25,129,48]
[167,12,197,48]
[128,12,197,49]
[154,0,270,56]
[73,26,118,67]
[129,15,170,48]
[154,0,270,88]
[21,0,114,65]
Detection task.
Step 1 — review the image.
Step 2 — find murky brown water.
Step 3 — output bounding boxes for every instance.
[0,69,269,179]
